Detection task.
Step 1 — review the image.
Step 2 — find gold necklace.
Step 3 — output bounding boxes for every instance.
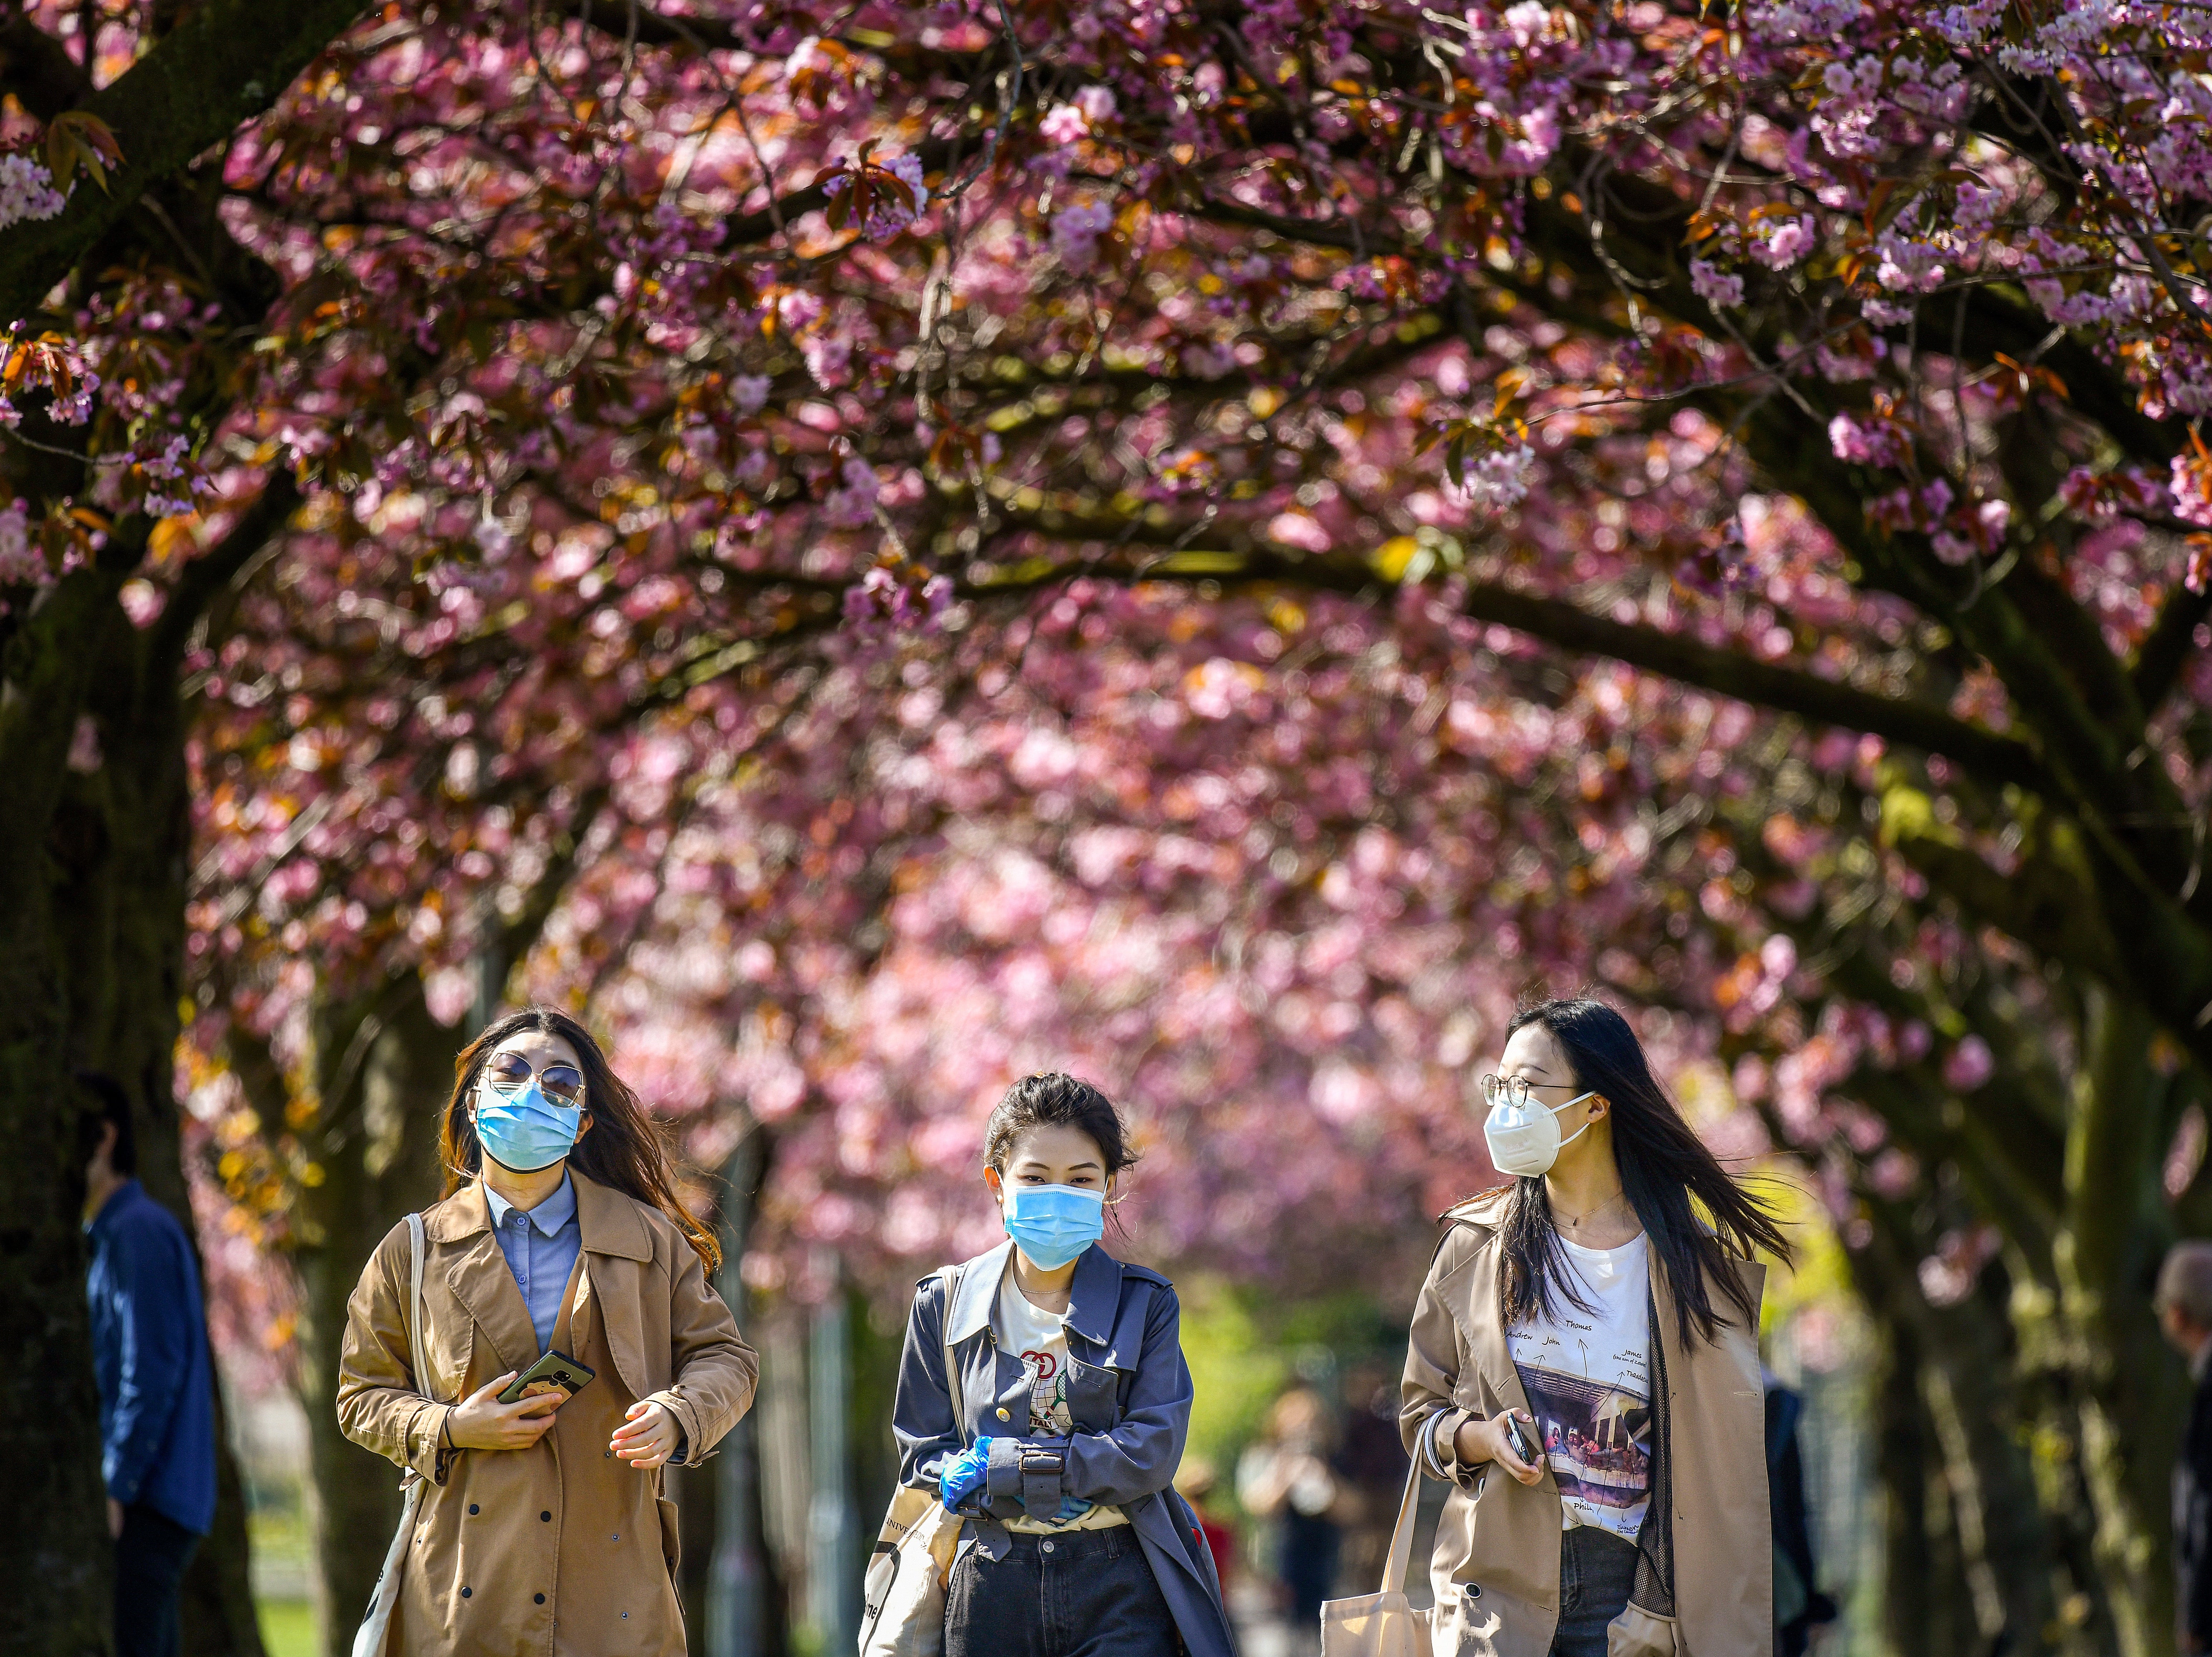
[1553,1188,1628,1230]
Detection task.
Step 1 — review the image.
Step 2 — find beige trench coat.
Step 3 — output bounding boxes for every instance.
[337,1175,759,1656]
[1399,1191,1771,1657]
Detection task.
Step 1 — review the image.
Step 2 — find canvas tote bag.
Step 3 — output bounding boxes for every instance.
[1321,1458,1440,1657]
[857,1262,969,1657]
[352,1212,429,1657]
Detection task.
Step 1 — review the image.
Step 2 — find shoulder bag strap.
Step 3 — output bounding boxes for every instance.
[405,1211,429,1388]
[1378,1457,1423,1595]
[940,1262,967,1443]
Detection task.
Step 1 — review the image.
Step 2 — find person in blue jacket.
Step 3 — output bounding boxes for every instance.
[892,1072,1237,1657]
[79,1071,217,1657]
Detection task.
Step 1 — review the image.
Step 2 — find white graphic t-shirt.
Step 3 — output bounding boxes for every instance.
[1505,1232,1652,1541]
[991,1261,1127,1533]
[996,1265,1076,1434]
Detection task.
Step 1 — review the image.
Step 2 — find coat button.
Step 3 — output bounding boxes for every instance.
[540,1511,551,1522]
[535,1593,546,1605]
[996,1408,1010,1421]
[460,1588,471,1599]
[468,1505,479,1515]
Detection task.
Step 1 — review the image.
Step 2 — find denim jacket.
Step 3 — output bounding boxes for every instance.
[892,1239,1238,1657]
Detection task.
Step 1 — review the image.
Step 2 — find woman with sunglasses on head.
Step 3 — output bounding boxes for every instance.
[336,1006,757,1656]
[1399,998,1789,1657]
[889,1072,1236,1657]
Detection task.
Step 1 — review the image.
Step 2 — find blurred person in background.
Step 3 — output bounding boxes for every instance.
[1335,1360,1411,1594]
[1237,1385,1344,1652]
[2158,1240,2212,1654]
[79,1069,218,1657]
[1401,998,1788,1657]
[1762,1368,1836,1657]
[336,1006,757,1656]
[894,1071,1235,1657]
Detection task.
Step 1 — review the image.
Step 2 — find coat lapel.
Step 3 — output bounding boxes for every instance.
[1453,1218,1536,1417]
[575,1172,655,1401]
[946,1241,1011,1347]
[1062,1245,1121,1350]
[433,1183,541,1375]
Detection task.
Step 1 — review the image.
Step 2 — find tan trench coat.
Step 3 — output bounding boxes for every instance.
[1399,1192,1772,1657]
[337,1175,759,1656]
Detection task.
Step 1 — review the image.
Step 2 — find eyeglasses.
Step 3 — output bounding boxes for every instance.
[484,1050,586,1107]
[1479,1073,1579,1110]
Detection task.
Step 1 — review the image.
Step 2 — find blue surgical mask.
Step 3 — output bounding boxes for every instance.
[1001,1183,1105,1270]
[475,1080,583,1173]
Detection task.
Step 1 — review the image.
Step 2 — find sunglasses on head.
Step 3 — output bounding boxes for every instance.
[483,1050,587,1108]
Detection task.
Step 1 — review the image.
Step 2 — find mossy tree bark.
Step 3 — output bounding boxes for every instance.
[0,483,292,1654]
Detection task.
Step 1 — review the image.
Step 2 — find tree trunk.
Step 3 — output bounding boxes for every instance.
[0,567,126,1653]
[2057,991,2185,1657]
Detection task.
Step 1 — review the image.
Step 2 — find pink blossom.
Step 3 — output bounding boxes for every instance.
[1752,216,1817,269]
[1942,1036,1996,1092]
[1690,259,1745,309]
[1039,104,1090,145]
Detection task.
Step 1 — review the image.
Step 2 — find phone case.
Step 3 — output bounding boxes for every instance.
[499,1349,597,1405]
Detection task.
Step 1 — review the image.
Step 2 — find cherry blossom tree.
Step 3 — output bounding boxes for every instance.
[13,1,2212,1653]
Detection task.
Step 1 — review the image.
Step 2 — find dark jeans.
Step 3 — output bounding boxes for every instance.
[116,1502,200,1657]
[946,1526,1181,1657]
[1549,1525,1639,1657]
[1280,1511,1342,1627]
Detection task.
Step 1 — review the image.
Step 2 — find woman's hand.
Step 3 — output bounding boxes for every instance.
[446,1372,563,1451]
[1452,1410,1543,1486]
[611,1399,681,1470]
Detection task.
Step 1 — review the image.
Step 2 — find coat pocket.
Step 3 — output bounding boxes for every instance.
[657,1497,681,1579]
[1064,1357,1128,1432]
[1435,1580,1552,1657]
[1603,1603,1681,1657]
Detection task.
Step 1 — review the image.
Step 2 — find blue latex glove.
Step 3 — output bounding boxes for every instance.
[1051,1494,1093,1523]
[939,1437,996,1512]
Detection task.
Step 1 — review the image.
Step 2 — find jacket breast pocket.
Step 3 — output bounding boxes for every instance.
[1064,1358,1127,1432]
[419,1307,475,1405]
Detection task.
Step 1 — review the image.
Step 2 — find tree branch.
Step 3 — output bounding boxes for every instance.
[151,472,301,671]
[962,529,2057,791]
[1448,577,2055,793]
[0,0,370,321]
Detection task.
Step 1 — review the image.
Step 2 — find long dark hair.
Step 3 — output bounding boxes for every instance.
[1494,998,1787,1345]
[440,1005,719,1271]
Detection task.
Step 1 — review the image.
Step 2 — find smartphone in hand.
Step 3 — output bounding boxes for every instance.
[498,1349,597,1406]
[1502,1411,1536,1465]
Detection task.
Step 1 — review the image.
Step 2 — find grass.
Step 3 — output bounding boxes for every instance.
[256,1598,317,1657]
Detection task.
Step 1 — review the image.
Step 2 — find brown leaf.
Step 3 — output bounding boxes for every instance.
[46,110,125,196]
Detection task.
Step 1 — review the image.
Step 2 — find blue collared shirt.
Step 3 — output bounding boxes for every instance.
[86,1180,218,1534]
[485,1174,582,1353]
